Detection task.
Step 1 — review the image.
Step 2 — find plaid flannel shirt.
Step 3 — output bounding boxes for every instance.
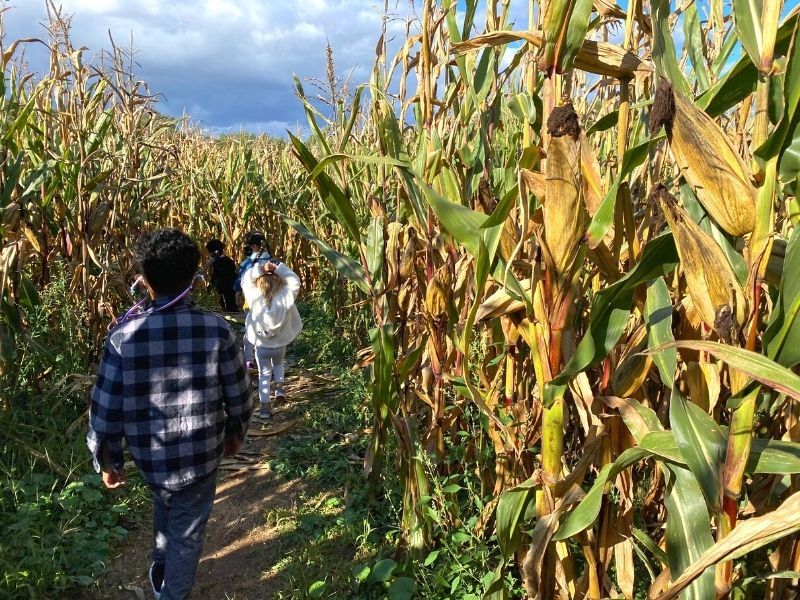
[87,297,252,490]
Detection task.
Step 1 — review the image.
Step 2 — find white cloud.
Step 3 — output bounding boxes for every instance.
[1,0,533,131]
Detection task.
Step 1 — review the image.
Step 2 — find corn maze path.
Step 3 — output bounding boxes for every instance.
[74,358,341,600]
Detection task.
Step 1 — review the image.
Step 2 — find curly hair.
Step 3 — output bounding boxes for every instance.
[134,229,200,296]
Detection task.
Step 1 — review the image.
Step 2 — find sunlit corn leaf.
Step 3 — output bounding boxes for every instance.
[650,340,800,400]
[669,389,725,511]
[645,277,677,387]
[658,490,800,599]
[764,226,800,367]
[662,464,715,600]
[496,477,538,559]
[282,216,370,294]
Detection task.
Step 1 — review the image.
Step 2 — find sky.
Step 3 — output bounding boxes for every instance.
[2,1,798,136]
[0,0,536,135]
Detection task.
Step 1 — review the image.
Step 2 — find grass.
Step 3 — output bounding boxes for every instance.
[266,300,404,599]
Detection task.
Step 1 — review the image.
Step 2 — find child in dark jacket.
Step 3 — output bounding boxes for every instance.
[88,229,252,600]
[205,238,238,312]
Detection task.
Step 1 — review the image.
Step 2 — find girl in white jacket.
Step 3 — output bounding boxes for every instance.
[241,261,303,419]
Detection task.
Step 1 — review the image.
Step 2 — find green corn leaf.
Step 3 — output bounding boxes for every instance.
[496,477,538,559]
[632,528,669,566]
[764,226,800,366]
[639,431,685,464]
[396,335,429,380]
[748,438,800,473]
[340,86,364,152]
[560,0,594,74]
[741,570,800,586]
[86,110,113,156]
[733,0,765,69]
[756,18,800,164]
[659,490,800,599]
[0,154,23,206]
[652,0,691,98]
[586,110,618,135]
[417,179,503,261]
[18,275,40,314]
[636,429,800,475]
[699,11,799,117]
[683,1,710,91]
[282,216,370,294]
[585,137,652,248]
[1,93,36,143]
[779,124,800,190]
[663,465,716,600]
[309,153,411,180]
[544,233,679,407]
[710,26,739,78]
[554,447,650,540]
[365,216,384,289]
[481,185,518,229]
[645,277,676,387]
[471,48,496,105]
[289,133,362,244]
[669,389,725,511]
[649,340,800,400]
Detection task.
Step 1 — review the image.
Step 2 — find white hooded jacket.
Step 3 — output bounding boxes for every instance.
[242,262,303,348]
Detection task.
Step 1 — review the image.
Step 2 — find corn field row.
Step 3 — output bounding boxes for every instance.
[4,0,800,598]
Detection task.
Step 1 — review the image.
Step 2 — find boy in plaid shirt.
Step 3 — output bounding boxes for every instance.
[88,229,252,600]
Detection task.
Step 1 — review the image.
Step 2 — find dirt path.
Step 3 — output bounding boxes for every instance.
[76,364,338,600]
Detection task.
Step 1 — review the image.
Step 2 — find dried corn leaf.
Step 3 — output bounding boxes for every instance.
[452,31,651,78]
[476,279,532,321]
[658,490,800,600]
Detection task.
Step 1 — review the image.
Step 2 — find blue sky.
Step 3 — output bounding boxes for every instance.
[2,1,798,135]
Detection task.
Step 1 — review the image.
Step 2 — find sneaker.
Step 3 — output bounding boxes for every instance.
[149,562,164,600]
[245,360,257,370]
[257,406,272,421]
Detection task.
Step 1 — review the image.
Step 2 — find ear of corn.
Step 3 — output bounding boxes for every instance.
[651,80,757,237]
[541,103,585,278]
[653,184,747,334]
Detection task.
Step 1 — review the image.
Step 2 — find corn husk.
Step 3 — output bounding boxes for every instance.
[425,267,451,317]
[399,227,416,279]
[542,104,585,276]
[651,80,756,237]
[87,201,111,236]
[653,185,747,335]
[386,222,403,287]
[476,279,532,321]
[2,202,21,230]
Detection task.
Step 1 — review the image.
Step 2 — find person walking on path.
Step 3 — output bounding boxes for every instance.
[241,259,302,420]
[205,238,238,312]
[235,231,272,367]
[88,229,252,600]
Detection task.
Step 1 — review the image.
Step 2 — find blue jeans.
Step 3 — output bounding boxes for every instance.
[150,472,217,600]
[255,345,286,408]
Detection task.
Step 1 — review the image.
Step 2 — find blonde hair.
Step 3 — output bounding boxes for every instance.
[256,271,286,307]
